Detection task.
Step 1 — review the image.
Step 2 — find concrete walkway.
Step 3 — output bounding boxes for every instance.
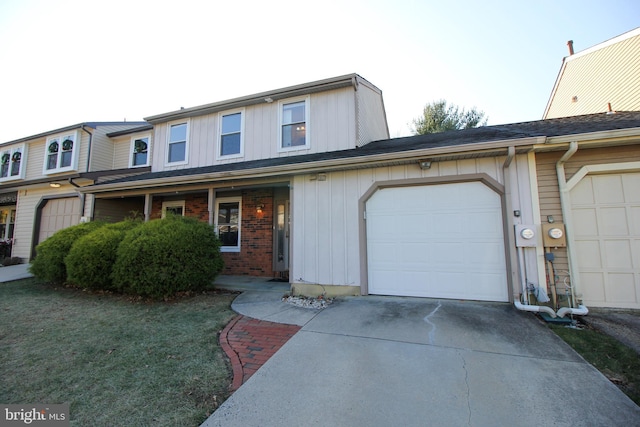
[0,263,33,282]
[203,292,640,427]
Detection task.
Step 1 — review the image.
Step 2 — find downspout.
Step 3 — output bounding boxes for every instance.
[67,178,86,217]
[506,146,557,318]
[80,125,93,173]
[555,141,589,317]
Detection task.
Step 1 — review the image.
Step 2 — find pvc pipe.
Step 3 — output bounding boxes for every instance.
[514,301,557,318]
[557,305,589,318]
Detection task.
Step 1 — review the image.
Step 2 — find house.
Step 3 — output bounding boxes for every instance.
[543,27,640,119]
[0,122,149,260]
[75,71,640,310]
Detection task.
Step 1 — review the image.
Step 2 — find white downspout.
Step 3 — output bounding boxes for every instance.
[504,147,556,317]
[555,141,589,317]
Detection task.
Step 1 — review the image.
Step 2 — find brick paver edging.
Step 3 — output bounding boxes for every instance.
[220,315,301,391]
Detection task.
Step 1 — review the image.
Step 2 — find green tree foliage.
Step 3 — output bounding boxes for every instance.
[29,221,106,285]
[411,100,487,134]
[112,215,224,299]
[66,220,143,291]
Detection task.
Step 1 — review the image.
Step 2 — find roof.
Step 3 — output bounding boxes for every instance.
[84,111,640,192]
[543,27,640,119]
[144,74,377,123]
[1,122,149,146]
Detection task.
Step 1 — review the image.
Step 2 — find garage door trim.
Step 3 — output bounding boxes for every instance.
[358,173,506,296]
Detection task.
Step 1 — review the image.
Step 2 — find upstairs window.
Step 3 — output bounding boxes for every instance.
[218,111,243,158]
[167,122,188,164]
[0,145,25,181]
[279,97,309,151]
[44,132,77,174]
[215,197,241,252]
[131,136,150,167]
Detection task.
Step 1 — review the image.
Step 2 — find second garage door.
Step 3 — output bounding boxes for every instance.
[38,197,81,245]
[366,181,508,302]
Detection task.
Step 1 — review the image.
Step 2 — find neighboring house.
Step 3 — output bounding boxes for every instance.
[0,122,149,260]
[543,27,640,119]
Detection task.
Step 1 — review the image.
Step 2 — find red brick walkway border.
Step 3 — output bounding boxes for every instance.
[220,315,301,391]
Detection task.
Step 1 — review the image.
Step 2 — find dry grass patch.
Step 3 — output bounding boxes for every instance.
[0,279,237,426]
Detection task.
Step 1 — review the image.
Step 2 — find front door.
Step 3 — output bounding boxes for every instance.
[273,191,290,273]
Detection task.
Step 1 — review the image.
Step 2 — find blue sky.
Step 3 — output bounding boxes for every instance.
[0,0,638,143]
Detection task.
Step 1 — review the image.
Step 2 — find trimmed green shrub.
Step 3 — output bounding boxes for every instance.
[112,215,224,299]
[65,220,143,291]
[29,221,106,285]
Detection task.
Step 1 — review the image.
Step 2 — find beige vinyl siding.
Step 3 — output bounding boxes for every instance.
[24,137,46,180]
[535,145,640,278]
[291,155,530,293]
[89,125,147,171]
[356,81,389,147]
[545,32,640,118]
[112,135,131,169]
[151,87,363,172]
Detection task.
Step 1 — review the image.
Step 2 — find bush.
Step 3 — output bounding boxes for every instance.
[112,216,224,299]
[66,220,143,291]
[29,221,105,284]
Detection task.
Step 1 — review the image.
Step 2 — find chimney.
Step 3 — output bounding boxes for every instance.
[567,40,574,56]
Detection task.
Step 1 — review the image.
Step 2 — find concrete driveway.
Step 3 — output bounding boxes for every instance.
[204,294,639,427]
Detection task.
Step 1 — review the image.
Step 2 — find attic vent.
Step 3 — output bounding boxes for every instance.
[606,102,616,115]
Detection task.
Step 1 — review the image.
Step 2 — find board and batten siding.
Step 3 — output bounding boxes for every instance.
[291,155,532,292]
[151,87,361,172]
[534,145,640,280]
[545,30,640,119]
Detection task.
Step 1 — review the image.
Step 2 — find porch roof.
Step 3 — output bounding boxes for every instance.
[82,111,640,193]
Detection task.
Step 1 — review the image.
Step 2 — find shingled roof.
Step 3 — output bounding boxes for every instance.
[85,111,640,189]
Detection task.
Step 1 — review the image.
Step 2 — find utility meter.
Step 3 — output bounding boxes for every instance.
[515,224,538,247]
[542,223,567,247]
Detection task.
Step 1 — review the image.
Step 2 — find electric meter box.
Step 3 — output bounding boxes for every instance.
[542,223,567,247]
[515,224,539,247]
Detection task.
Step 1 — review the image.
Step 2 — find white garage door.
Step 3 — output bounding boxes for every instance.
[570,172,640,309]
[366,181,508,302]
[38,197,81,244]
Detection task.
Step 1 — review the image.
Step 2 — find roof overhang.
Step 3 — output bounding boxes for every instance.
[144,74,363,123]
[534,126,640,151]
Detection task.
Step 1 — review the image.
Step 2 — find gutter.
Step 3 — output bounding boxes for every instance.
[555,141,589,317]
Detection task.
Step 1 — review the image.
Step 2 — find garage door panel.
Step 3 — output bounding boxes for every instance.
[367,181,508,302]
[571,172,640,308]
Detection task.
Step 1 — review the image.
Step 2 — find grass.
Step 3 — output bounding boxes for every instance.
[550,323,640,405]
[0,278,237,426]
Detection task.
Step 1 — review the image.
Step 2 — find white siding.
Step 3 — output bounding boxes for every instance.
[291,156,534,290]
[151,87,364,172]
[356,82,389,147]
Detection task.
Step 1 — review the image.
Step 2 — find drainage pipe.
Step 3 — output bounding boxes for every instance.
[557,305,589,318]
[514,246,557,317]
[514,301,557,317]
[555,141,580,309]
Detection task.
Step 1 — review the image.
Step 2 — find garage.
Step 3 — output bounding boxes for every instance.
[366,181,508,302]
[37,197,81,244]
[570,172,640,308]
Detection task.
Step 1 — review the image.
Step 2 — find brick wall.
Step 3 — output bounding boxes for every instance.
[150,189,275,277]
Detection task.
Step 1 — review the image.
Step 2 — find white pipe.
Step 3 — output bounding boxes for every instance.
[557,305,588,318]
[514,301,557,317]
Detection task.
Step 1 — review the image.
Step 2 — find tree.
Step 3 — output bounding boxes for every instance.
[411,100,487,135]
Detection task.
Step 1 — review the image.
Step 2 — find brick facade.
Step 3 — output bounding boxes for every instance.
[150,189,275,277]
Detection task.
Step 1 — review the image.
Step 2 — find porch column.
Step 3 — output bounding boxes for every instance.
[208,188,215,226]
[144,193,152,222]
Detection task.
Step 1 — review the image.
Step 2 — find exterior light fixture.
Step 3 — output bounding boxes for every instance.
[419,159,432,170]
[50,183,61,188]
[256,204,265,214]
[265,97,274,103]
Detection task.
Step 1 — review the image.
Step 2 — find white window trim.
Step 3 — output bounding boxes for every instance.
[216,109,245,160]
[42,131,80,174]
[277,96,310,153]
[165,120,189,166]
[129,134,151,168]
[215,196,241,252]
[162,200,185,218]
[0,144,27,182]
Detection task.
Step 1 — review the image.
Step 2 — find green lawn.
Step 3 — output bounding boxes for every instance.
[551,323,640,405]
[0,279,237,426]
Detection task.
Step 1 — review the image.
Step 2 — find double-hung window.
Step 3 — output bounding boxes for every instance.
[44,132,78,174]
[167,122,188,164]
[218,110,243,158]
[0,145,25,181]
[215,197,241,252]
[131,135,150,167]
[279,96,309,151]
[162,200,185,218]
